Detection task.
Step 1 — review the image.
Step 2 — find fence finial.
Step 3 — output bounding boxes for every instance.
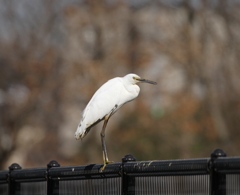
[211,148,227,158]
[9,163,22,171]
[47,160,60,169]
[122,154,136,162]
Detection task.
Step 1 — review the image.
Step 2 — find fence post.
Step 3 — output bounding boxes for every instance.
[8,163,22,195]
[209,148,227,195]
[122,154,136,195]
[47,160,60,195]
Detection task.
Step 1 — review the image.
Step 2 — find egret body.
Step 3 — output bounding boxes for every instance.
[75,73,157,170]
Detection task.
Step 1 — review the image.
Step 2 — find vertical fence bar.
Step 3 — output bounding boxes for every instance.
[209,148,227,195]
[47,160,60,195]
[8,163,22,195]
[122,154,136,195]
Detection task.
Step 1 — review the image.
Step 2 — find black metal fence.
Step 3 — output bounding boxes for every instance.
[0,148,240,195]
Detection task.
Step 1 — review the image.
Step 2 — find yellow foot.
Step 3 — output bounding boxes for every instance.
[100,160,114,172]
[106,160,114,163]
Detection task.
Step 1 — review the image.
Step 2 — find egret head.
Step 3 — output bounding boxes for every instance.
[124,73,157,85]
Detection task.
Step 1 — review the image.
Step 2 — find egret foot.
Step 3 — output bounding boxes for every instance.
[100,160,114,172]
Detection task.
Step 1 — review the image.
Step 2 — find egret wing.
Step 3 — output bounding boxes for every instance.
[84,79,122,123]
[80,78,124,132]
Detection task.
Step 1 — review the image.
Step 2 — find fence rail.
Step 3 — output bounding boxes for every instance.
[1,148,240,195]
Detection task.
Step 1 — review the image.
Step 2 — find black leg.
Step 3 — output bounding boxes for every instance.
[100,106,118,171]
[100,117,115,171]
[101,118,109,164]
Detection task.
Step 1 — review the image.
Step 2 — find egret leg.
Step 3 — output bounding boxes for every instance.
[100,117,113,171]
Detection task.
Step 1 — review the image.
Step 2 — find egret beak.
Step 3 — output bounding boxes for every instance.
[136,78,157,85]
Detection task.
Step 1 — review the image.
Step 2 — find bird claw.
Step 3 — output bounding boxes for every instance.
[100,164,107,172]
[100,160,114,172]
[106,160,114,163]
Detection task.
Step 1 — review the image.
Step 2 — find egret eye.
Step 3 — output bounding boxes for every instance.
[133,77,136,79]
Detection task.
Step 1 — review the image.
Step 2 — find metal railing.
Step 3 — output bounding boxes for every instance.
[0,148,240,195]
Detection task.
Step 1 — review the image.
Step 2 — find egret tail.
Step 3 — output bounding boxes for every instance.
[75,123,89,139]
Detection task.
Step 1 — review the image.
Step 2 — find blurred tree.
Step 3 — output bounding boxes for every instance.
[0,0,240,169]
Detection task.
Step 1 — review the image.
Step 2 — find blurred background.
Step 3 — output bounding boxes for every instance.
[0,0,240,170]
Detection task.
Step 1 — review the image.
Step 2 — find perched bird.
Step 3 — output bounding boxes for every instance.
[75,73,157,170]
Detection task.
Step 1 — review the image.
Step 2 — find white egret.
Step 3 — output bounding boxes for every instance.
[75,73,157,170]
